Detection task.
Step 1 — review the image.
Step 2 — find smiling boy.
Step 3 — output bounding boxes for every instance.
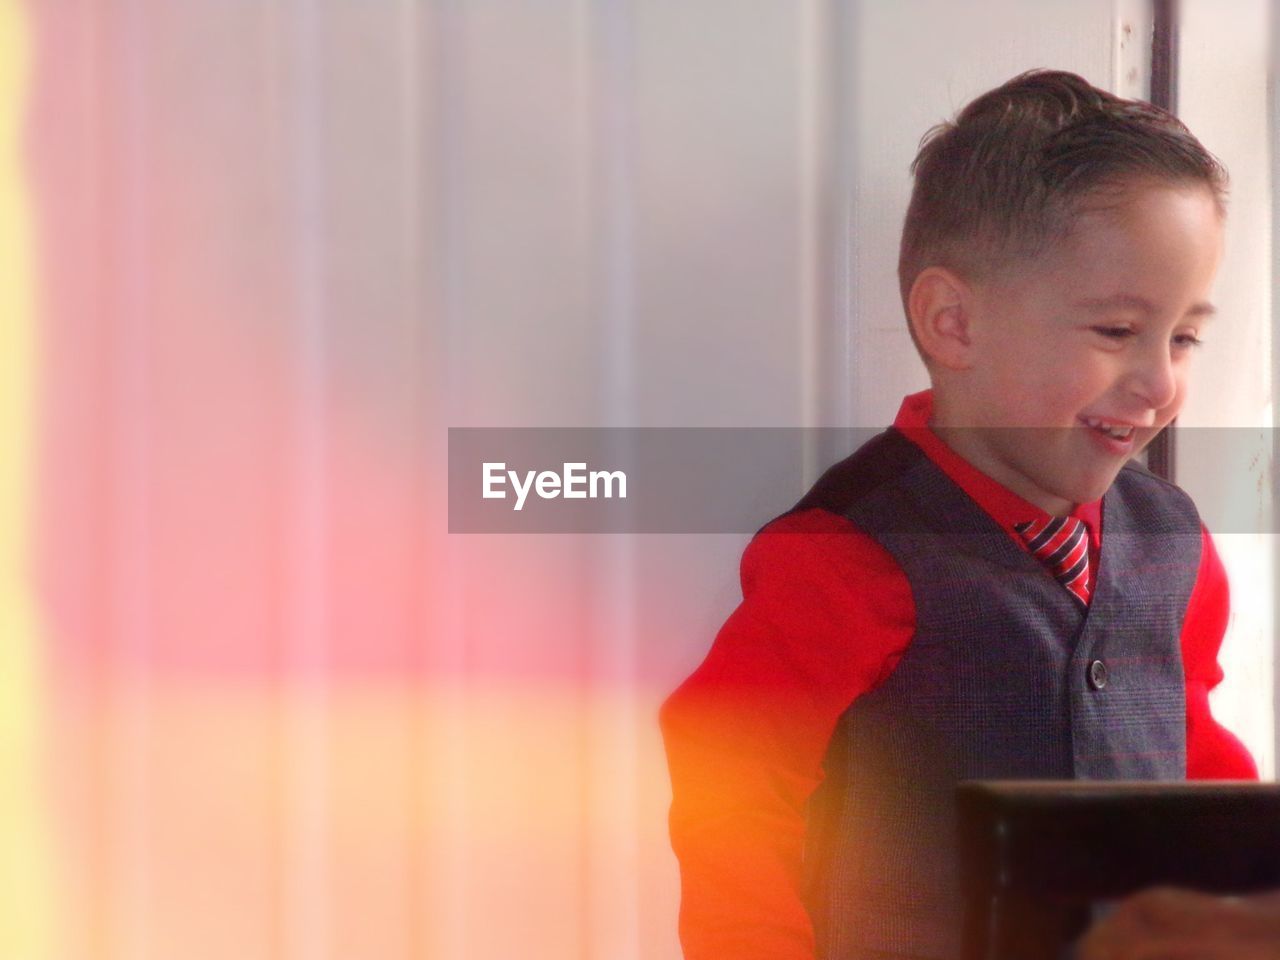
[919,183,1220,512]
[661,71,1256,960]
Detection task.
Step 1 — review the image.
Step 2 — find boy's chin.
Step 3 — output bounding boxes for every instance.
[1059,468,1127,506]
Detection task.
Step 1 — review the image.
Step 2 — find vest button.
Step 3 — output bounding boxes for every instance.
[1087,659,1109,691]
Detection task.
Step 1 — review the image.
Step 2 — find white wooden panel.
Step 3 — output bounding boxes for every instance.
[628,1,809,428]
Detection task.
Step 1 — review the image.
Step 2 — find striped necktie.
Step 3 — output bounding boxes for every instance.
[1013,516,1091,607]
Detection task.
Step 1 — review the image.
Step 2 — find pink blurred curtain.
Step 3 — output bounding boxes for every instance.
[25,2,672,958]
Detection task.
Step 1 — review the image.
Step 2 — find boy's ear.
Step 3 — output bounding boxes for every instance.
[908,267,974,370]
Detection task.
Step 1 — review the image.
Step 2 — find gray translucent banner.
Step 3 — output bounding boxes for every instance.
[448,427,1275,534]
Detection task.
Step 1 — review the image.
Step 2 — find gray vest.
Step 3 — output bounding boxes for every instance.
[790,429,1201,960]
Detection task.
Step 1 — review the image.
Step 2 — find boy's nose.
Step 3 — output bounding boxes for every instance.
[1125,348,1180,410]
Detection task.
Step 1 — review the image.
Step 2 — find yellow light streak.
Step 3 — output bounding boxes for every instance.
[0,1,52,957]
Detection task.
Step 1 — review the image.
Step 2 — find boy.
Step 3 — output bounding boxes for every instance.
[660,70,1257,960]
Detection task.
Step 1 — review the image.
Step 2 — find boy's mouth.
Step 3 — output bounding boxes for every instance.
[1080,417,1136,442]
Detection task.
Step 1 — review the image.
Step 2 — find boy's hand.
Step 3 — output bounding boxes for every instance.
[1077,887,1280,959]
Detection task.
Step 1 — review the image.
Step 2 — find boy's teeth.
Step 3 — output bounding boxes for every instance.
[1083,418,1133,440]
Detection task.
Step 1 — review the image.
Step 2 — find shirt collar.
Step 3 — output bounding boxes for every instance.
[892,389,1102,548]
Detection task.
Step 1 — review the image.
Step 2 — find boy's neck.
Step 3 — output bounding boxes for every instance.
[927,393,1077,518]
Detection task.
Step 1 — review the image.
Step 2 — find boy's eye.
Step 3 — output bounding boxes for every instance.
[1173,333,1204,349]
[1091,325,1134,340]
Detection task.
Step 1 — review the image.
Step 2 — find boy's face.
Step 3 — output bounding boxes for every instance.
[939,183,1224,515]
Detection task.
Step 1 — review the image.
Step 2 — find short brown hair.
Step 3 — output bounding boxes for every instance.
[898,69,1228,346]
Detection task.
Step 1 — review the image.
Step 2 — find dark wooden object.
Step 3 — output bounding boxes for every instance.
[957,780,1280,960]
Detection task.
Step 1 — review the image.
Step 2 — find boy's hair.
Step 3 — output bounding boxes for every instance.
[898,69,1228,350]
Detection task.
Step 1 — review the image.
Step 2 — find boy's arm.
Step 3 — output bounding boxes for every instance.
[660,509,915,960]
[1181,525,1258,780]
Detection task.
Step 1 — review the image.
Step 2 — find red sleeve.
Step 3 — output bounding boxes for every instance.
[659,508,915,960]
[1181,525,1258,780]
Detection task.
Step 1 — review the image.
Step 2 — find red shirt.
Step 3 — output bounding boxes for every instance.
[660,390,1256,960]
